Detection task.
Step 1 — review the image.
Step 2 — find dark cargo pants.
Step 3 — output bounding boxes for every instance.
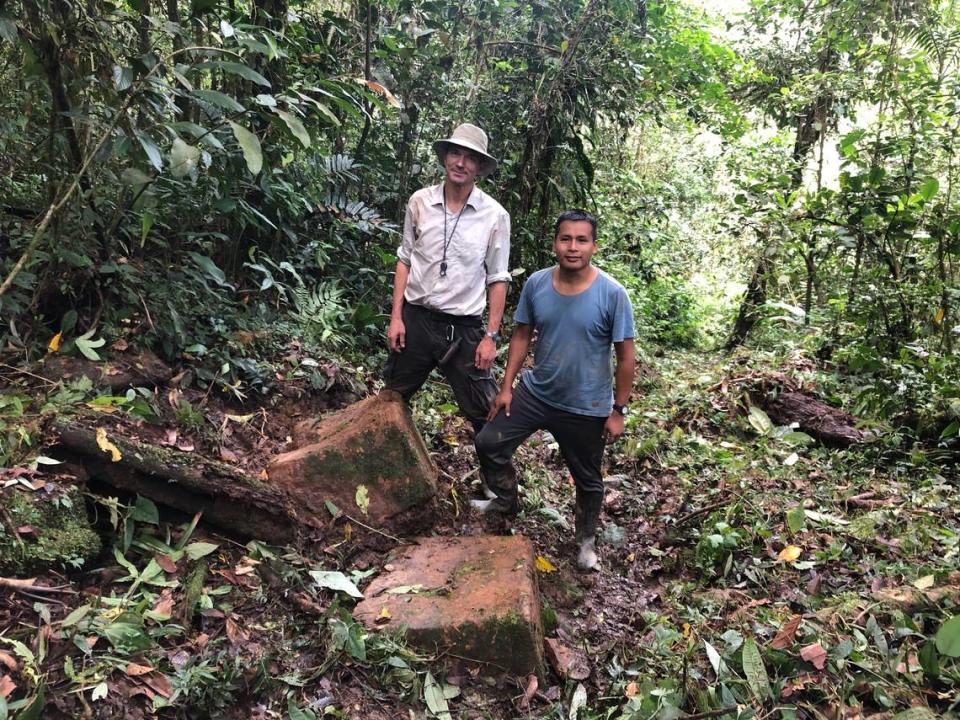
[474,381,607,513]
[383,301,497,432]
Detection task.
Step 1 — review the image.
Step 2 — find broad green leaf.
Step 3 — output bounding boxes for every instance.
[120,167,152,186]
[229,121,262,174]
[704,639,726,677]
[141,211,154,247]
[15,689,43,720]
[91,681,108,701]
[0,695,7,720]
[112,65,133,91]
[75,329,106,361]
[274,108,310,148]
[189,252,229,286]
[195,60,270,87]
[286,699,316,720]
[169,138,200,178]
[192,89,244,113]
[0,17,18,42]
[786,505,806,534]
[424,672,452,720]
[309,570,363,598]
[890,709,937,720]
[135,131,162,171]
[169,121,223,149]
[747,406,772,435]
[314,101,341,126]
[918,178,939,202]
[741,637,771,701]
[132,495,159,524]
[61,604,92,628]
[183,542,219,560]
[935,615,960,657]
[355,484,370,515]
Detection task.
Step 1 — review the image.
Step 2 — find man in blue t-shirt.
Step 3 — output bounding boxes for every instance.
[472,209,636,570]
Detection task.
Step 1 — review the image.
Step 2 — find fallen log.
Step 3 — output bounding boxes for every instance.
[54,418,313,542]
[759,391,868,447]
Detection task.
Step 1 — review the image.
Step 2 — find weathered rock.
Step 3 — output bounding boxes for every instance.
[268,391,436,523]
[0,483,101,576]
[544,638,590,680]
[354,535,544,676]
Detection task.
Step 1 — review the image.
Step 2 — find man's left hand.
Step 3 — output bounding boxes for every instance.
[603,412,625,441]
[474,336,497,370]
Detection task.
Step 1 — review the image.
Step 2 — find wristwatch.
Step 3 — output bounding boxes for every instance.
[485,331,500,342]
[612,403,629,416]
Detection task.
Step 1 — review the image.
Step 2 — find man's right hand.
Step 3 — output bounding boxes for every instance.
[488,387,513,421]
[388,318,406,352]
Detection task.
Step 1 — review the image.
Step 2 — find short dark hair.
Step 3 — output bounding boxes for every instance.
[554,209,597,241]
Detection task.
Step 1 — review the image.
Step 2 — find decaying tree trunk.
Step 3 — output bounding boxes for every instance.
[759,391,868,447]
[54,419,314,542]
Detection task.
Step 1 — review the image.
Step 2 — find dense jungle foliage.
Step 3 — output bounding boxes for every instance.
[3,0,960,718]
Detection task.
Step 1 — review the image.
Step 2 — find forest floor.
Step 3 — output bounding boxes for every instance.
[1,346,958,719]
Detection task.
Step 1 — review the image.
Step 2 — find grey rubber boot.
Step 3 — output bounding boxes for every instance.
[574,490,603,571]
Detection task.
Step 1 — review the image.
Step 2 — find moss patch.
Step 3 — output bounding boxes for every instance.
[0,485,101,576]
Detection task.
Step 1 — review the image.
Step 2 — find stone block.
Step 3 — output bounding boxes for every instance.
[354,535,544,676]
[267,391,436,522]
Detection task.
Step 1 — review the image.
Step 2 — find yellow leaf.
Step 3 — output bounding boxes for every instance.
[378,607,391,620]
[935,307,945,325]
[682,622,691,638]
[95,427,122,462]
[913,574,935,590]
[258,469,269,480]
[535,555,557,573]
[47,331,62,353]
[777,545,802,563]
[343,522,353,541]
[225,413,255,423]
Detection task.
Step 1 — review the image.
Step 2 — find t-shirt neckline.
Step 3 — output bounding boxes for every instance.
[550,266,599,297]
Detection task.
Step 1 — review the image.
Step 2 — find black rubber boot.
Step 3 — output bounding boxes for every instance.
[470,466,520,515]
[574,489,603,571]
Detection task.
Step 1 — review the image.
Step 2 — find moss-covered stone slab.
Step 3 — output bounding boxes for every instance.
[0,484,101,576]
[267,391,436,523]
[353,535,544,676]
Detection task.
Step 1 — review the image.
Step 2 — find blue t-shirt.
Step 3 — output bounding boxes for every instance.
[515,267,635,417]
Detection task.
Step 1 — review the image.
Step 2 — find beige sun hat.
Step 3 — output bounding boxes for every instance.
[433,123,498,177]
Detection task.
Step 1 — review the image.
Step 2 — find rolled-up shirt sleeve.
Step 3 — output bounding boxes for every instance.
[397,200,415,266]
[484,210,511,285]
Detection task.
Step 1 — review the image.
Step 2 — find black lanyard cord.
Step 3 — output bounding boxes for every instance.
[441,187,467,278]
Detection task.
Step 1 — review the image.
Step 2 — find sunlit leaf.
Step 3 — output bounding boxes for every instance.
[47,332,62,353]
[535,555,558,573]
[229,121,262,175]
[274,108,311,148]
[935,615,960,657]
[95,428,121,462]
[424,671,451,720]
[747,406,772,435]
[310,570,363,598]
[355,485,370,515]
[777,545,802,563]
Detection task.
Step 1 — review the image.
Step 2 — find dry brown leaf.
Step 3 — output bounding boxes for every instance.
[519,673,538,710]
[0,651,17,672]
[225,617,248,646]
[125,662,154,677]
[111,338,129,352]
[625,682,640,698]
[800,642,827,670]
[770,614,803,650]
[0,576,38,589]
[141,672,172,698]
[0,674,16,699]
[152,591,175,619]
[777,545,802,563]
[155,554,177,573]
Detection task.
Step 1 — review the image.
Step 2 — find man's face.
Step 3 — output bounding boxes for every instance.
[444,146,481,188]
[553,220,597,271]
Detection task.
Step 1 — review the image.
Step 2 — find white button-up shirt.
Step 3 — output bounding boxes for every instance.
[397,183,510,317]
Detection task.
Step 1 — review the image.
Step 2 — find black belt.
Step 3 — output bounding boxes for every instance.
[404,301,482,328]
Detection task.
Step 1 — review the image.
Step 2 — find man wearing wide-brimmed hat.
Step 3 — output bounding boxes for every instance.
[384,123,510,441]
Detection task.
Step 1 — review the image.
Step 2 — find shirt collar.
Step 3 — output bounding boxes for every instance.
[429,182,481,210]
